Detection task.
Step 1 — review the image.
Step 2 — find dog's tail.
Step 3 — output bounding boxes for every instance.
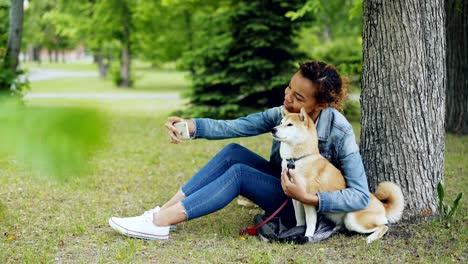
[374,182,405,223]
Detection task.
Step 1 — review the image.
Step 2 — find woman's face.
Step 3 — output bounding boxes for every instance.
[283,72,326,119]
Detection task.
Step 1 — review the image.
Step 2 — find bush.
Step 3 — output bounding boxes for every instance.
[180,0,311,118]
[0,66,29,95]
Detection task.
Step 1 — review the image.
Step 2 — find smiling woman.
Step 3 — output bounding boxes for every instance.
[108,60,369,243]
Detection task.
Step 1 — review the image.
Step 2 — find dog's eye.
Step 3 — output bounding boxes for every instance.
[287,123,293,127]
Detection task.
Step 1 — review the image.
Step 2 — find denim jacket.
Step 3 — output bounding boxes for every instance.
[192,106,370,213]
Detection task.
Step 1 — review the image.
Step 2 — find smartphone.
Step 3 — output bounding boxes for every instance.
[174,121,190,140]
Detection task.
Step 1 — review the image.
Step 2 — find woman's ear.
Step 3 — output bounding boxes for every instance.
[316,103,329,111]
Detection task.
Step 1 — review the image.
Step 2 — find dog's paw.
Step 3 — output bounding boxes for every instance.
[366,235,378,244]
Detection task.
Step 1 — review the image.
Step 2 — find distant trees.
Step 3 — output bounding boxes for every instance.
[21,0,208,88]
[22,0,78,64]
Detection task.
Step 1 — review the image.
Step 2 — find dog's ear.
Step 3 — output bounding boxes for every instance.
[280,106,289,117]
[300,107,309,126]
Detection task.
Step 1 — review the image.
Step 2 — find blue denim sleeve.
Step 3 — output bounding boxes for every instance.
[191,107,281,139]
[317,129,370,213]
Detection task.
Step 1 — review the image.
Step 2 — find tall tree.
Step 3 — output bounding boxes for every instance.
[445,0,467,134]
[0,0,24,92]
[361,0,446,221]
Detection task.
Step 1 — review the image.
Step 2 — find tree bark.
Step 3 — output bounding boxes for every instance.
[95,55,109,78]
[4,0,24,73]
[445,0,468,134]
[33,45,41,64]
[119,2,132,88]
[361,0,446,221]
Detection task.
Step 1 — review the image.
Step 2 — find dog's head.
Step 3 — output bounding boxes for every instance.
[271,107,318,146]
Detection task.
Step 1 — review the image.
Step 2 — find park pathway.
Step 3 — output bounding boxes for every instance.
[23,68,181,100]
[27,68,98,82]
[24,92,180,100]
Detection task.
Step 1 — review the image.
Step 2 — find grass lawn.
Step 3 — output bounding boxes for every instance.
[0,66,467,263]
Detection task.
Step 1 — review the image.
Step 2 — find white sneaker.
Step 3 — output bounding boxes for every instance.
[109,206,169,240]
[141,206,178,231]
[150,206,177,230]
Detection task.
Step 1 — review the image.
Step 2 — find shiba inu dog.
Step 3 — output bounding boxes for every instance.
[272,107,404,243]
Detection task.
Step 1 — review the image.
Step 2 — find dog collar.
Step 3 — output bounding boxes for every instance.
[286,155,312,169]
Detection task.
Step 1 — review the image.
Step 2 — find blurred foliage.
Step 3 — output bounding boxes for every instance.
[178,0,311,119]
[0,65,29,94]
[295,0,362,83]
[0,97,108,181]
[311,37,362,81]
[0,0,8,49]
[343,99,360,122]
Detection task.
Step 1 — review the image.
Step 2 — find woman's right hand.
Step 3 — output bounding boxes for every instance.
[165,116,194,144]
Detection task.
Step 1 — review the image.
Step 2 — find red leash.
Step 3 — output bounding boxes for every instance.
[239,198,290,236]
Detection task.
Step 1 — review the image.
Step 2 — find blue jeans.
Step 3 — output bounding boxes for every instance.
[180,143,296,227]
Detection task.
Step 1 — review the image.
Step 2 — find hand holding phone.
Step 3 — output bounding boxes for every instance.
[173,121,190,140]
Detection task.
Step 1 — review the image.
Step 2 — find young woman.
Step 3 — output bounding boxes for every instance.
[109,61,370,240]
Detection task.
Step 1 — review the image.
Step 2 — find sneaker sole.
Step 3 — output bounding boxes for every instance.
[108,218,169,240]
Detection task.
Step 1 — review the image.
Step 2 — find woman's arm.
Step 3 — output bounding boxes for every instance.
[165,107,281,143]
[191,107,281,140]
[316,133,370,213]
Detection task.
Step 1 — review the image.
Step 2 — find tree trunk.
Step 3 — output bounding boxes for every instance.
[4,0,24,73]
[95,55,109,79]
[119,2,131,88]
[0,0,23,92]
[54,48,59,63]
[361,0,446,221]
[33,45,41,64]
[445,0,468,134]
[27,44,34,62]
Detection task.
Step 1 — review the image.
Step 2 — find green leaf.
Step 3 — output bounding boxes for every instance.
[437,182,445,211]
[447,192,463,219]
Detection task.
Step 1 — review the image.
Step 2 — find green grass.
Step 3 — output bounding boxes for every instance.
[0,65,466,263]
[0,104,466,263]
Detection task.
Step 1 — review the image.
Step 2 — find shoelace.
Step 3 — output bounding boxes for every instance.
[142,210,155,223]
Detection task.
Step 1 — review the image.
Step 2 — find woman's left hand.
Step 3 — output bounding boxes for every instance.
[281,168,319,206]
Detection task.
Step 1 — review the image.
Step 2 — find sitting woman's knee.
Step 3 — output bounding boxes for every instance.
[223,143,243,152]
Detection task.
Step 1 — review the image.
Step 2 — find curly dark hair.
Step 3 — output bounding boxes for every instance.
[299,61,349,110]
